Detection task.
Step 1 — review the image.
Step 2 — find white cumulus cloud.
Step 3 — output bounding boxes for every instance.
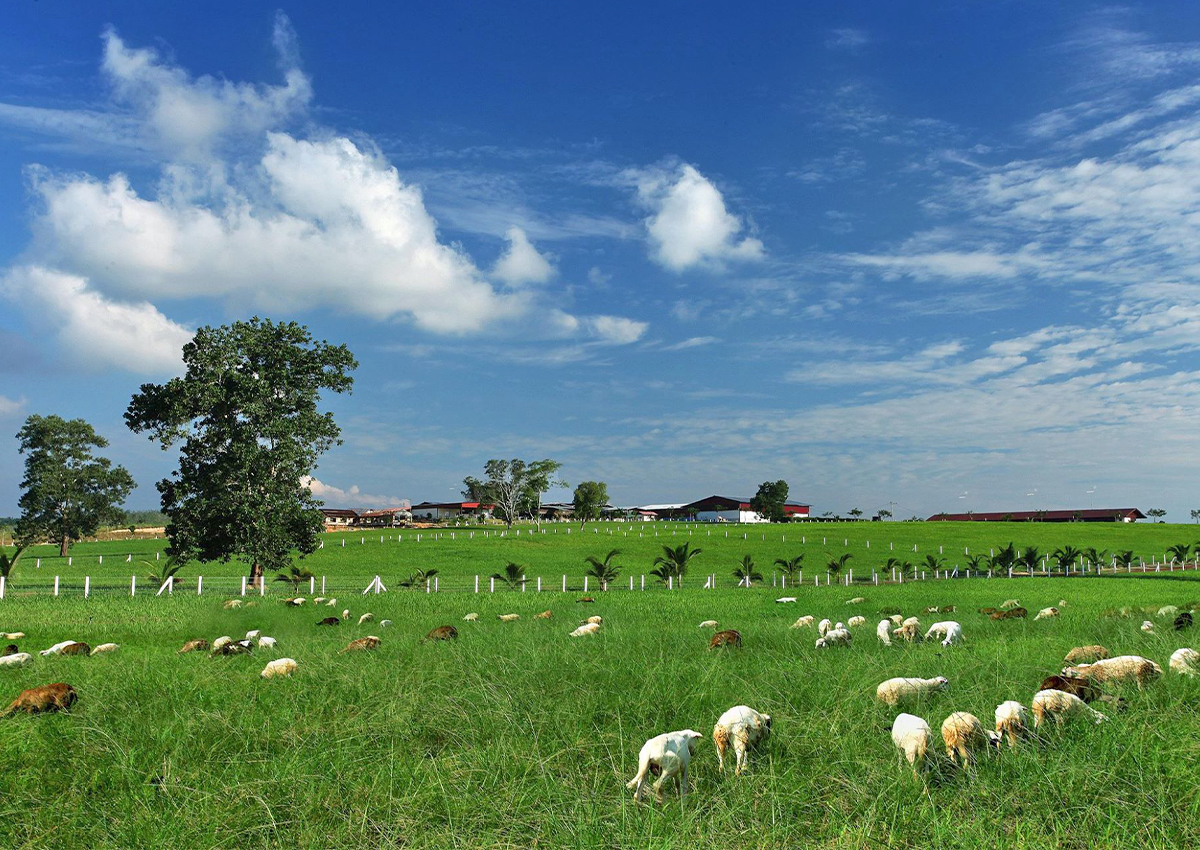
[301,475,406,509]
[491,226,556,285]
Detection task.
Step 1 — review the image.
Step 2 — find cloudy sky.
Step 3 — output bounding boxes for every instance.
[2,2,1200,519]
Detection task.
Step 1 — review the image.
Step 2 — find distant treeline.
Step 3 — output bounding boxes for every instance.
[0,509,169,532]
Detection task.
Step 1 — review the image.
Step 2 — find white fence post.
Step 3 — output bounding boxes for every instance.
[131,575,136,596]
[491,577,496,593]
[310,576,315,594]
[537,576,542,592]
[321,576,326,594]
[0,575,5,599]
[668,576,673,590]
[562,575,566,592]
[197,575,203,595]
[84,576,90,598]
[584,576,589,593]
[240,576,247,596]
[259,577,264,596]
[475,575,479,593]
[54,575,60,596]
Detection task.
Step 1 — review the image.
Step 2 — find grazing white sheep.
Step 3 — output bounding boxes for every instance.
[569,623,600,637]
[260,657,298,679]
[463,613,479,622]
[712,705,771,775]
[223,599,243,610]
[358,613,374,625]
[875,676,949,707]
[211,636,233,652]
[341,608,350,621]
[1000,599,1020,610]
[775,597,797,603]
[1141,620,1155,633]
[257,636,277,650]
[626,730,703,803]
[1170,647,1200,677]
[245,630,261,640]
[1034,607,1060,621]
[325,598,337,607]
[817,618,832,636]
[380,620,393,628]
[1059,599,1067,607]
[834,621,846,630]
[1065,655,1162,687]
[923,621,964,646]
[994,701,1031,748]
[846,597,864,605]
[585,615,603,625]
[790,616,815,629]
[876,619,893,646]
[891,713,933,778]
[90,643,119,656]
[892,618,922,643]
[0,652,32,669]
[1031,689,1107,728]
[40,640,78,657]
[312,597,326,604]
[815,628,852,649]
[889,615,904,626]
[698,620,718,629]
[4,632,24,640]
[498,614,520,622]
[1157,605,1180,619]
[847,616,866,628]
[941,712,1000,765]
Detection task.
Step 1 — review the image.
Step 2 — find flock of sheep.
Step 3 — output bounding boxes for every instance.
[3,591,1198,803]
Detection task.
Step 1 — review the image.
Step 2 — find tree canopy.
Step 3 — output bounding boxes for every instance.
[125,318,356,587]
[463,458,564,528]
[573,480,608,527]
[749,479,789,522]
[16,414,135,556]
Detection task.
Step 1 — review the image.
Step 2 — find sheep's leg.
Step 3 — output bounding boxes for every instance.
[627,756,650,802]
[679,763,689,799]
[734,735,748,776]
[714,728,728,773]
[651,770,668,804]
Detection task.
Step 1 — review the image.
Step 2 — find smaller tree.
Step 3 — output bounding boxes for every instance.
[849,508,863,520]
[1082,547,1108,569]
[492,561,526,590]
[584,549,623,589]
[1018,546,1041,574]
[573,481,609,528]
[773,554,804,581]
[399,568,438,589]
[826,552,852,576]
[1113,550,1136,570]
[651,542,702,583]
[922,554,943,571]
[1191,509,1200,524]
[1167,543,1192,563]
[143,558,183,589]
[750,480,789,522]
[1147,508,1167,521]
[274,564,315,591]
[0,545,26,585]
[732,555,763,586]
[964,554,986,571]
[877,509,892,521]
[1051,545,1083,576]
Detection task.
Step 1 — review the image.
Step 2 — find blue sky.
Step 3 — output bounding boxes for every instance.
[2,2,1200,519]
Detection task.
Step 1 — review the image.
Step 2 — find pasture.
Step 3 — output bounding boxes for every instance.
[2,542,1200,847]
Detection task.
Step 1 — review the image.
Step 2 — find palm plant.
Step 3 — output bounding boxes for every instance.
[274,564,315,590]
[773,554,804,581]
[1168,543,1192,563]
[990,542,1018,571]
[651,542,702,583]
[826,552,853,576]
[732,555,763,586]
[584,549,623,590]
[921,554,944,571]
[1018,546,1041,573]
[0,545,25,583]
[144,558,184,588]
[964,554,985,571]
[1114,550,1136,569]
[1082,547,1109,569]
[1051,545,1083,576]
[491,561,526,590]
[399,567,439,589]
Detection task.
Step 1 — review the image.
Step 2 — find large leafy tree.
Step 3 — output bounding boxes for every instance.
[466,458,564,528]
[573,480,608,528]
[749,480,789,522]
[125,318,356,588]
[16,415,135,556]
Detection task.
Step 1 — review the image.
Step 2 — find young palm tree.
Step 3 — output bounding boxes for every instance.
[1082,547,1109,569]
[773,554,804,581]
[1168,543,1192,563]
[826,552,853,577]
[1114,550,1136,569]
[964,553,985,571]
[732,555,763,586]
[0,545,25,583]
[921,554,944,571]
[651,542,702,583]
[274,564,315,590]
[399,567,439,589]
[491,561,526,590]
[584,549,623,590]
[1052,545,1083,576]
[1018,546,1040,573]
[991,542,1018,571]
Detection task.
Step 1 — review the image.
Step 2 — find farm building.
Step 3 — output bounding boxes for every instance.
[629,503,689,520]
[411,500,494,520]
[926,508,1146,523]
[682,495,811,523]
[320,508,358,529]
[356,507,413,527]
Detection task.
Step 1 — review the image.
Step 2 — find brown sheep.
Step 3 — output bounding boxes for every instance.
[1040,674,1104,703]
[1063,645,1110,665]
[577,597,595,603]
[342,636,381,653]
[423,626,458,642]
[316,617,340,626]
[2,644,18,657]
[212,640,252,656]
[709,629,743,649]
[2,683,77,717]
[178,638,211,654]
[534,610,553,620]
[59,642,91,656]
[990,607,1027,620]
[978,607,997,615]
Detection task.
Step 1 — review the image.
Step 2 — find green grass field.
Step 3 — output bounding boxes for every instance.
[3,523,1200,847]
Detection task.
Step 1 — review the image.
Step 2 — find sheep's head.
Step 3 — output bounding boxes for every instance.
[815,638,828,649]
[763,714,773,733]
[934,676,950,690]
[683,730,703,753]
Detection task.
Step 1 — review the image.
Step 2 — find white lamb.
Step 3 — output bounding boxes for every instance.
[1141,620,1155,633]
[463,613,479,622]
[1034,607,1059,621]
[211,636,233,652]
[4,632,24,640]
[923,621,964,646]
[358,613,373,625]
[40,640,78,657]
[1170,647,1200,677]
[815,628,852,648]
[325,598,337,607]
[341,608,350,620]
[90,643,119,655]
[1031,689,1107,728]
[891,713,933,778]
[847,616,866,628]
[245,630,261,640]
[498,614,520,622]
[1157,605,1180,619]
[876,619,893,646]
[846,597,865,605]
[626,729,703,803]
[790,616,814,629]
[698,620,718,628]
[775,597,797,603]
[570,623,600,637]
[257,636,277,650]
[817,618,832,636]
[941,711,1000,765]
[875,676,949,707]
[889,615,904,626]
[712,705,772,775]
[994,700,1031,748]
[0,652,32,669]
[260,657,298,679]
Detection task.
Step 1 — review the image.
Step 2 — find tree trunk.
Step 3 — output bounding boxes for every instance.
[59,534,69,558]
[250,560,263,590]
